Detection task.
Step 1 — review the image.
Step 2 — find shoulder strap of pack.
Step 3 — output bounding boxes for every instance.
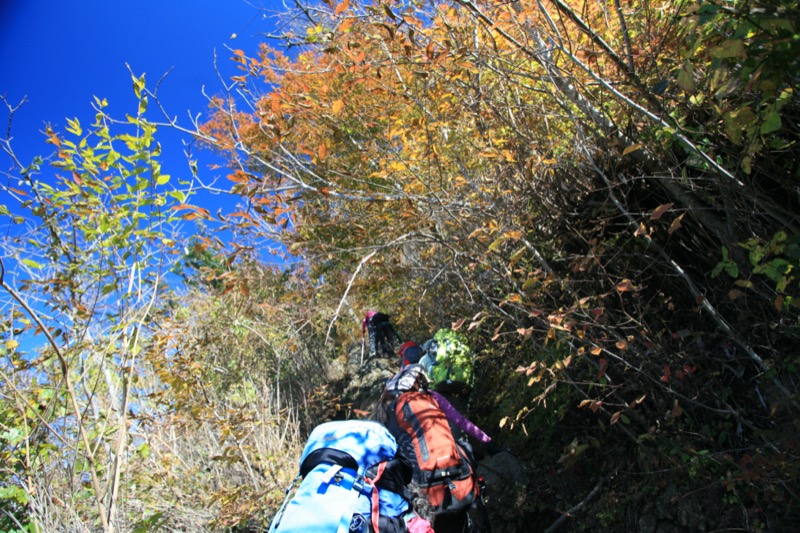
[336,472,366,533]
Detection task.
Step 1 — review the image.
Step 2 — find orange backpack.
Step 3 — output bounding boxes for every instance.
[392,391,478,514]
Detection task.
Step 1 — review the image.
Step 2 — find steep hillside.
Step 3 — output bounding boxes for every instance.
[2,0,798,531]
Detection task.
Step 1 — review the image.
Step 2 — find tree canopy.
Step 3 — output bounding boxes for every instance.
[2,0,799,531]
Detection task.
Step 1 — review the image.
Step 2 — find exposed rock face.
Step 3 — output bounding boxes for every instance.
[477,451,543,533]
[635,482,745,533]
[339,342,399,416]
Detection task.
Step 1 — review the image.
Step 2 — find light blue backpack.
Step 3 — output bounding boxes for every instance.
[269,420,413,532]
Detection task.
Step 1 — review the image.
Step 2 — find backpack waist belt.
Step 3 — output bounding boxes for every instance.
[420,463,473,486]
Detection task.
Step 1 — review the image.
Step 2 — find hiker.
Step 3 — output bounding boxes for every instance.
[419,328,476,416]
[269,419,434,532]
[363,311,403,358]
[398,341,425,369]
[419,328,475,394]
[374,365,500,533]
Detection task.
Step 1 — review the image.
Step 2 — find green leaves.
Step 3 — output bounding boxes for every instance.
[0,74,206,530]
[760,110,782,135]
[711,246,738,279]
[709,39,745,60]
[0,485,29,505]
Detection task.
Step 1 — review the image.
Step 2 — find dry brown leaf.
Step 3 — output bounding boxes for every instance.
[616,279,637,292]
[668,213,685,234]
[650,203,673,221]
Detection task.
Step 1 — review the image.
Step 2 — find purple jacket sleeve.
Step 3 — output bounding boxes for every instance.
[430,391,492,444]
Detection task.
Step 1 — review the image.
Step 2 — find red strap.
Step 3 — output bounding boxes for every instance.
[366,462,387,532]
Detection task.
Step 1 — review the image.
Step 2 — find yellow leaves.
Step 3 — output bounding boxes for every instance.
[332,99,345,114]
[509,246,526,267]
[487,237,505,252]
[453,174,469,188]
[554,355,572,370]
[615,279,637,293]
[5,339,19,351]
[622,143,642,156]
[387,161,406,173]
[501,150,516,162]
[488,229,524,252]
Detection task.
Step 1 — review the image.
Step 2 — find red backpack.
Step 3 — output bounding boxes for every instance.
[389,391,478,515]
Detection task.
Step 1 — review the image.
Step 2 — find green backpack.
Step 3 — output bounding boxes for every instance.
[422,328,475,391]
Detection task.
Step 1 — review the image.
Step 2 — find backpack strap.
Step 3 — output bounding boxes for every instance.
[335,472,367,533]
[335,461,391,533]
[364,461,387,532]
[268,472,301,532]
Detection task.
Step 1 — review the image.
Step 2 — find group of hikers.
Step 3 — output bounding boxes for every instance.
[269,311,502,533]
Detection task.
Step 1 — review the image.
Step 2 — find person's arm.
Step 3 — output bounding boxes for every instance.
[390,323,402,343]
[430,391,491,444]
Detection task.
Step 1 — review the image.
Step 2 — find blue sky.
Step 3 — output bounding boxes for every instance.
[0,1,291,354]
[1,0,280,187]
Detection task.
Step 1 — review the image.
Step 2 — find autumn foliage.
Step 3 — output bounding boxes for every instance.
[2,0,799,531]
[201,0,800,529]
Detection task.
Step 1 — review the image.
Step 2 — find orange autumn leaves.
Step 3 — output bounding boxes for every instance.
[199,0,685,292]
